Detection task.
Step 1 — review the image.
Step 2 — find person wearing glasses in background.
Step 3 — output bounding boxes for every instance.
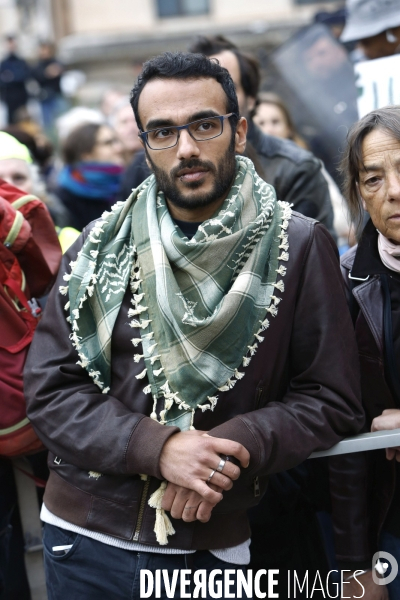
[24,52,363,599]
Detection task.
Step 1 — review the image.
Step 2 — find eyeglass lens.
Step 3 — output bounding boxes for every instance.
[147,116,223,149]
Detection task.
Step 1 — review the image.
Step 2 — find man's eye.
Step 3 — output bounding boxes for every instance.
[13,174,27,182]
[196,121,216,132]
[154,128,174,139]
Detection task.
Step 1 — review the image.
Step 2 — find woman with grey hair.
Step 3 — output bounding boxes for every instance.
[330,105,400,600]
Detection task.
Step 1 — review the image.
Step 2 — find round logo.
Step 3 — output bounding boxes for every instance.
[372,551,398,586]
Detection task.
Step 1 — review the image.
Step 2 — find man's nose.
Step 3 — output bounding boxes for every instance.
[176,129,200,160]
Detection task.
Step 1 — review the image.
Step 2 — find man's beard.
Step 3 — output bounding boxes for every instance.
[146,136,237,211]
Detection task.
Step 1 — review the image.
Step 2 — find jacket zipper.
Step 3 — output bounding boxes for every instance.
[133,477,151,541]
[253,386,264,497]
[253,476,260,497]
[255,386,264,409]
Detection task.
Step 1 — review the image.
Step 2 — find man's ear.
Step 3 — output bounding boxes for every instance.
[235,117,247,154]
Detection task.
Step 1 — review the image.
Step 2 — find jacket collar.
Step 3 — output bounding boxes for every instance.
[350,219,390,279]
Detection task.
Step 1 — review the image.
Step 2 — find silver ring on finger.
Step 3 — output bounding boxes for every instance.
[207,469,216,483]
[216,458,226,473]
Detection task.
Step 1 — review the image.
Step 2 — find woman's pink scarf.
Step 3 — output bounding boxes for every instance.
[378,231,400,272]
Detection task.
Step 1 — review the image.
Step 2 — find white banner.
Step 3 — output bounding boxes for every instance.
[355,54,400,118]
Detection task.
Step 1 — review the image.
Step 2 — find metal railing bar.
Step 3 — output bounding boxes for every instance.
[309,428,400,458]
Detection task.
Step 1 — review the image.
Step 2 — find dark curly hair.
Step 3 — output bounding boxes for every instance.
[130,51,239,132]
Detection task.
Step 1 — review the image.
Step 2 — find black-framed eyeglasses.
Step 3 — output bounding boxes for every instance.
[139,113,237,150]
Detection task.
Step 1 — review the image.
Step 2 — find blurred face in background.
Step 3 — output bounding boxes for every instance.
[81,125,123,165]
[210,50,255,118]
[5,37,17,55]
[303,36,347,80]
[253,102,291,139]
[0,158,32,193]
[113,104,141,157]
[357,27,400,60]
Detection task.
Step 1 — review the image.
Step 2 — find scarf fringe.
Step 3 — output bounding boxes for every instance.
[60,169,292,548]
[213,201,292,395]
[148,482,176,546]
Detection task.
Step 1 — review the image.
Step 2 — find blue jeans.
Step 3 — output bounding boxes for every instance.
[380,530,400,600]
[43,523,252,599]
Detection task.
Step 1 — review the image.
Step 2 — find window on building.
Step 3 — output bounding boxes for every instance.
[294,0,336,3]
[156,0,210,18]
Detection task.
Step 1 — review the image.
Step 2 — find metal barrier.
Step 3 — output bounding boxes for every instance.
[310,428,400,458]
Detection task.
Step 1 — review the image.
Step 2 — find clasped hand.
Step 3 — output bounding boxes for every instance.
[372,409,400,461]
[159,430,250,523]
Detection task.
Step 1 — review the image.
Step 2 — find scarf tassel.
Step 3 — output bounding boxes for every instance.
[148,482,176,546]
[136,368,147,380]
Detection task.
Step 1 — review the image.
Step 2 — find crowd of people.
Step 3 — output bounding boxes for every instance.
[2,0,400,599]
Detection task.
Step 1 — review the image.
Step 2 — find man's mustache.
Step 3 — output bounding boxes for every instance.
[170,159,217,179]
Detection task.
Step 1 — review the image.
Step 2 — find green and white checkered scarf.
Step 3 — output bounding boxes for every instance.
[61,156,291,431]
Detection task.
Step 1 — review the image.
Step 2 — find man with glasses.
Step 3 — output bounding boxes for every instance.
[120,36,335,242]
[24,52,363,599]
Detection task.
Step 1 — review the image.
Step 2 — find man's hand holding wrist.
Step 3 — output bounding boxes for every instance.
[159,430,250,504]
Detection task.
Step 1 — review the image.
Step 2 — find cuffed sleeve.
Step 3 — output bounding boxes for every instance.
[125,416,179,479]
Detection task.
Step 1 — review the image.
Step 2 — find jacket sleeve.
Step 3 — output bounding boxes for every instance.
[283,159,336,241]
[208,223,364,475]
[0,184,62,298]
[329,452,372,569]
[24,230,179,479]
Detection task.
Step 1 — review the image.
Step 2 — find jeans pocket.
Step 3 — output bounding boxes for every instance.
[43,523,82,561]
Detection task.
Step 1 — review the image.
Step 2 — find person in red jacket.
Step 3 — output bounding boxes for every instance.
[0,176,61,598]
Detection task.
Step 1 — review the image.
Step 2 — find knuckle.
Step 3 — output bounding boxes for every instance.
[221,477,233,491]
[203,488,216,502]
[230,466,240,480]
[182,514,194,523]
[177,489,190,501]
[170,508,179,519]
[198,514,210,523]
[230,441,242,455]
[198,450,209,465]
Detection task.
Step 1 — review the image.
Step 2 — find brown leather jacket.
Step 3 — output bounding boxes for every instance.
[24,212,363,550]
[330,234,397,568]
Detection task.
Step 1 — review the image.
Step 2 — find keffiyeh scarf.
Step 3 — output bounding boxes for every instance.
[62,155,291,430]
[61,156,292,544]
